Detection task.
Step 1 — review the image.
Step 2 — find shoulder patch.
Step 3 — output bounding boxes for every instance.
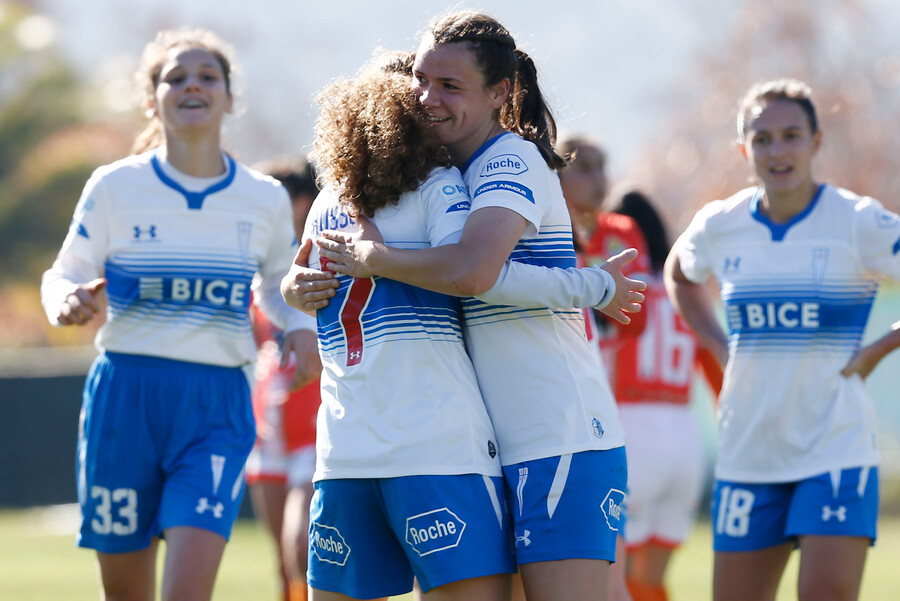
[479,154,529,178]
[446,200,471,214]
[441,183,468,198]
[875,208,900,229]
[73,221,89,239]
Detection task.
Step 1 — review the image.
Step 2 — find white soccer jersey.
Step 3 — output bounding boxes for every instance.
[304,167,502,481]
[676,184,900,482]
[460,133,625,465]
[41,149,311,367]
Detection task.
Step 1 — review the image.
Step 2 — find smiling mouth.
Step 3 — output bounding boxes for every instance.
[179,99,208,109]
[425,115,450,123]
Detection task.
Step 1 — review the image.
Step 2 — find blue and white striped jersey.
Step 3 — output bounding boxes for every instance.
[42,149,312,367]
[460,133,625,465]
[676,184,900,482]
[304,167,502,480]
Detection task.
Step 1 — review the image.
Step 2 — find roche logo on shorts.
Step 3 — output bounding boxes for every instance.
[601,489,626,531]
[310,522,351,566]
[405,507,466,556]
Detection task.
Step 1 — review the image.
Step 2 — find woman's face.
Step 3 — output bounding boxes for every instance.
[412,37,510,164]
[559,143,608,215]
[151,46,232,140]
[740,99,821,197]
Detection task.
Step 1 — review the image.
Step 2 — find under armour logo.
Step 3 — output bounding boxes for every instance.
[133,225,157,240]
[349,350,361,361]
[196,497,224,518]
[516,529,531,547]
[821,505,846,522]
[724,257,741,272]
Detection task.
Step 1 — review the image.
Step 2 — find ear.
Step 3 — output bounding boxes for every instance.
[145,98,158,119]
[737,140,749,161]
[811,129,823,154]
[488,77,511,109]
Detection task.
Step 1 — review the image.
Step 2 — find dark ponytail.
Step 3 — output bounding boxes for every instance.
[427,11,567,170]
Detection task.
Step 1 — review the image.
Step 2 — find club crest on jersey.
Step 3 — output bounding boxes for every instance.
[592,417,604,439]
[480,154,528,178]
[488,440,497,458]
[133,224,158,242]
[601,489,626,531]
[405,508,466,556]
[311,523,352,566]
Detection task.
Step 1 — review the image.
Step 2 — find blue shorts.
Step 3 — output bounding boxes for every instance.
[76,352,255,553]
[502,447,627,564]
[712,466,879,552]
[307,474,515,598]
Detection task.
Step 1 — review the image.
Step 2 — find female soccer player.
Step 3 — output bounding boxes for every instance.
[40,29,311,601]
[665,78,900,601]
[247,155,322,601]
[606,190,722,601]
[298,54,516,601]
[307,11,645,601]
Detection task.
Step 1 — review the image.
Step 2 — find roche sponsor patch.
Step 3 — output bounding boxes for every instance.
[480,154,528,177]
[310,522,351,566]
[601,489,626,531]
[405,507,466,556]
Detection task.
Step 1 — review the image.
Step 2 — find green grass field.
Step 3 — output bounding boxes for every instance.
[1,506,898,600]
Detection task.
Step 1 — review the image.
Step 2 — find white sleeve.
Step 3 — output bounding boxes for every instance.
[675,201,721,284]
[855,197,900,281]
[256,186,316,333]
[421,167,471,246]
[476,261,616,309]
[40,170,110,325]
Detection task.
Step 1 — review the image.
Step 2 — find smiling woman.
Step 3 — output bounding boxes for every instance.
[39,28,315,601]
[665,78,900,601]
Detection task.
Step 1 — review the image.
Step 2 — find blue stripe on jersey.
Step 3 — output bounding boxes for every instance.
[893,236,900,255]
[461,297,582,327]
[316,277,464,353]
[151,153,237,210]
[722,280,877,351]
[105,255,254,320]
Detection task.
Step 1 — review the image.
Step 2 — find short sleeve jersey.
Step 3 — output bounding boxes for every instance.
[303,167,501,481]
[40,149,307,367]
[459,133,624,465]
[676,184,900,482]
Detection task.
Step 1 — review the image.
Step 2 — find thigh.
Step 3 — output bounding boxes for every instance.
[519,558,610,601]
[504,448,627,564]
[713,543,793,601]
[96,540,159,601]
[160,526,227,601]
[381,474,516,593]
[796,535,869,601]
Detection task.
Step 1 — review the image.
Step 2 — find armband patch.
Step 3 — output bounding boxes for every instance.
[473,181,535,204]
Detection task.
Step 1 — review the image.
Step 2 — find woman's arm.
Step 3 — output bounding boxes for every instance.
[317,207,646,315]
[663,247,728,367]
[841,320,900,379]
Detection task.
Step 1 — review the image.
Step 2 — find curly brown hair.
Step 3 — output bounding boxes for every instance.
[313,56,451,218]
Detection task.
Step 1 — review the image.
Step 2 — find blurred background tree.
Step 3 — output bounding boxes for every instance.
[0,2,131,347]
[621,0,900,230]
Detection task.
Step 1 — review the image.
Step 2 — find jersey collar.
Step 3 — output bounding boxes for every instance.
[151,150,237,210]
[750,184,825,241]
[460,132,512,176]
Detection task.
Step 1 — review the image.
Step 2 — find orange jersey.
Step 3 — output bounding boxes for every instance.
[605,277,721,405]
[581,212,651,336]
[251,305,320,452]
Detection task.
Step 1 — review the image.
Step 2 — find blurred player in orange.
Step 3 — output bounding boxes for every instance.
[605,190,722,601]
[247,156,321,601]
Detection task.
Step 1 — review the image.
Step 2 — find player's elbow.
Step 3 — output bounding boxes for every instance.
[451,265,497,297]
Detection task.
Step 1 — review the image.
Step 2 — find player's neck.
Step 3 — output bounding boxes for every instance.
[161,137,226,178]
[760,180,819,223]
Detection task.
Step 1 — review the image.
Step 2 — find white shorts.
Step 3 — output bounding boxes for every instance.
[246,444,316,489]
[619,403,705,548]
